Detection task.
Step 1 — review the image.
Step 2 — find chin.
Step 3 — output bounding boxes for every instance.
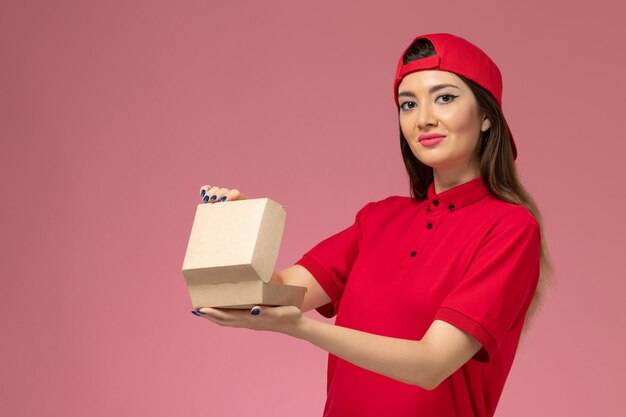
[412,152,451,168]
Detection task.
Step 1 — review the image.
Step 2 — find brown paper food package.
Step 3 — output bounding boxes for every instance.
[182,198,306,309]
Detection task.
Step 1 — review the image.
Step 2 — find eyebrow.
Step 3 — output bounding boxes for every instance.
[397,83,460,99]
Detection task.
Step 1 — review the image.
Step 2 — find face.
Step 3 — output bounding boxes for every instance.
[397,70,490,174]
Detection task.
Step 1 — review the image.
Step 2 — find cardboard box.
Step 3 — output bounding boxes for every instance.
[182,198,306,309]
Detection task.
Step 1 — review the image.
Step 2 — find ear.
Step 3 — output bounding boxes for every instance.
[481,114,491,132]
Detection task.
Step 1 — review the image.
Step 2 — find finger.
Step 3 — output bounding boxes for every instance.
[203,314,228,326]
[209,187,230,203]
[221,188,247,202]
[201,186,223,203]
[199,184,212,198]
[192,309,224,324]
[201,308,255,329]
[198,307,239,320]
[216,188,240,203]
[199,184,217,202]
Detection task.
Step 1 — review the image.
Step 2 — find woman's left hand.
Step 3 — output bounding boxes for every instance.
[191,305,308,338]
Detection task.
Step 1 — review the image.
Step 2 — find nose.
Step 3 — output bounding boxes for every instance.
[416,102,437,130]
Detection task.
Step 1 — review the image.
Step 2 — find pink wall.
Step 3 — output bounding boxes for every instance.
[1,1,624,416]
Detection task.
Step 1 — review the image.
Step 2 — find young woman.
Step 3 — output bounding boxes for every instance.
[192,33,553,417]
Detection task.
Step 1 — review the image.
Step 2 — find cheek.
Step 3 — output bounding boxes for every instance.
[399,117,411,137]
[440,104,481,137]
[442,109,471,132]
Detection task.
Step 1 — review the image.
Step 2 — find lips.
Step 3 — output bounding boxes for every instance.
[418,134,447,147]
[418,133,446,141]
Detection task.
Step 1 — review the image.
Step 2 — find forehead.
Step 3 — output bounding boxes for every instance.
[398,70,465,91]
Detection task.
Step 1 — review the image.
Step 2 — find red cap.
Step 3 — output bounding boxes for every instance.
[394,33,517,160]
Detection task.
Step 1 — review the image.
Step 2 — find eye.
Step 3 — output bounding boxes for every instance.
[437,94,458,104]
[399,101,416,111]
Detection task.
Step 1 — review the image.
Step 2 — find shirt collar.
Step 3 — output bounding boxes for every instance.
[426,176,490,212]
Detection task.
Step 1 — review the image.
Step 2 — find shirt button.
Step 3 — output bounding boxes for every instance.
[410,251,417,257]
[433,199,439,206]
[427,222,433,229]
[449,204,455,211]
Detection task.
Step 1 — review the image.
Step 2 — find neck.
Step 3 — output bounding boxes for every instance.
[433,161,481,194]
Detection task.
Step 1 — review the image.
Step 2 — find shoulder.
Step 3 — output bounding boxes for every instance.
[487,196,538,226]
[479,196,540,239]
[350,195,419,228]
[355,195,421,219]
[362,195,421,211]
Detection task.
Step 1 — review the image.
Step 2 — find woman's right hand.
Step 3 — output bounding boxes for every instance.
[199,184,247,204]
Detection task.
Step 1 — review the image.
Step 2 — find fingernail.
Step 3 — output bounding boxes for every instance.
[210,195,217,201]
[200,189,206,197]
[203,195,209,202]
[219,196,227,202]
[191,310,201,316]
[196,309,206,315]
[251,308,260,315]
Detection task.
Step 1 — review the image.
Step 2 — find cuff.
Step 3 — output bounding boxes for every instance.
[434,307,497,363]
[294,254,342,318]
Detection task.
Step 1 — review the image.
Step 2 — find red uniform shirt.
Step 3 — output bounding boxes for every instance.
[294,176,541,417]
